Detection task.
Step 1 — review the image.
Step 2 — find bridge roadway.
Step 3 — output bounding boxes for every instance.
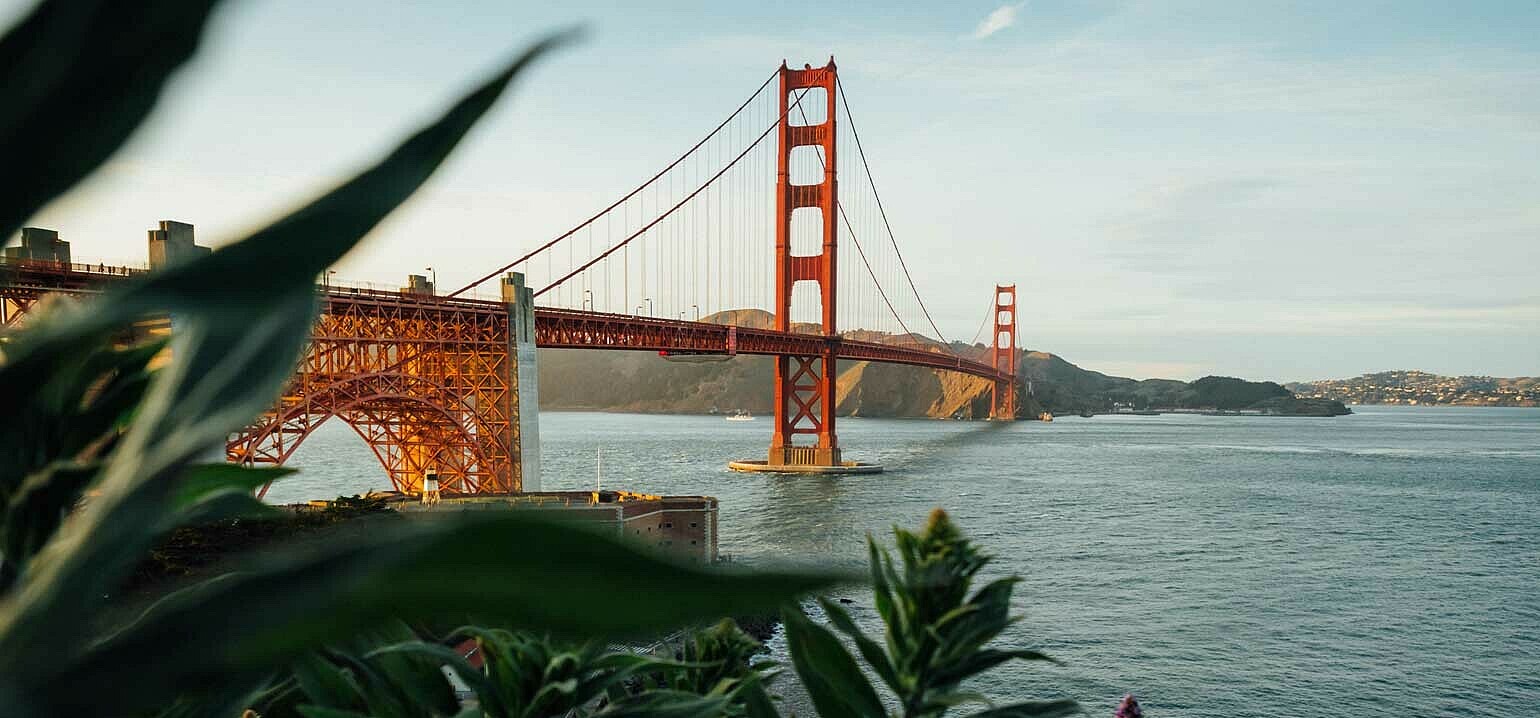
[533,306,1006,381]
[0,259,1010,384]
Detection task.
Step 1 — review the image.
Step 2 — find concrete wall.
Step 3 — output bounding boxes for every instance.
[147,220,210,269]
[388,492,719,562]
[399,274,434,295]
[3,227,71,263]
[616,497,718,561]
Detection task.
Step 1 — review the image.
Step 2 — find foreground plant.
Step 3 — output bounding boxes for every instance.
[0,2,1086,716]
[784,509,1079,718]
[0,2,840,715]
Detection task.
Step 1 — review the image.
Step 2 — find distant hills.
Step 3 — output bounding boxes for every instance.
[537,309,1350,418]
[1287,370,1540,407]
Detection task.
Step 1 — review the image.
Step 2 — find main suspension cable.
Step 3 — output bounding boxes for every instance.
[836,77,954,348]
[449,68,779,298]
[535,70,830,298]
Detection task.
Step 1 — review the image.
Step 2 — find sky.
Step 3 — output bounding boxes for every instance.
[6,0,1538,381]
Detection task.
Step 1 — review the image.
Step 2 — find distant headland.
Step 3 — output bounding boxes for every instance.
[1288,370,1539,407]
[537,309,1351,419]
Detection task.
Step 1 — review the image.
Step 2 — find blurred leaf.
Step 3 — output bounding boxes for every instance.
[0,0,224,235]
[0,462,100,589]
[654,618,782,717]
[366,641,490,699]
[291,652,363,711]
[159,463,294,530]
[0,31,576,715]
[598,689,731,718]
[298,707,374,718]
[173,463,295,509]
[921,690,990,712]
[968,699,1080,717]
[32,513,842,714]
[0,335,162,506]
[783,606,885,718]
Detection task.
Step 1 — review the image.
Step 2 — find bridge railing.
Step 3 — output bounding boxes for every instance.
[318,279,507,309]
[0,256,148,278]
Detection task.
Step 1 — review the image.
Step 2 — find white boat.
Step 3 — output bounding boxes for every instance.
[726,410,754,422]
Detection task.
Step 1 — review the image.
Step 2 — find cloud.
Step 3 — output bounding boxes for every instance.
[972,3,1024,39]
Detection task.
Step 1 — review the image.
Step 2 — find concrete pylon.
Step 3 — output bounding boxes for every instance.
[501,272,541,491]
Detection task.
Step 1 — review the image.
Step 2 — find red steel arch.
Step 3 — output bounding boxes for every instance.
[223,287,521,494]
[228,371,503,497]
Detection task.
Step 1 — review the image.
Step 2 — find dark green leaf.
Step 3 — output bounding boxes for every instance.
[1,462,100,579]
[291,652,362,711]
[935,577,1021,665]
[598,689,732,718]
[0,0,223,235]
[968,698,1081,717]
[38,514,843,714]
[297,706,375,718]
[173,463,295,509]
[930,648,1058,688]
[921,689,991,711]
[365,641,489,699]
[0,335,162,505]
[783,606,886,718]
[818,596,901,694]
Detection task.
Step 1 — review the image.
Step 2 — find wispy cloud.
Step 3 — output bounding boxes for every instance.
[972,2,1024,39]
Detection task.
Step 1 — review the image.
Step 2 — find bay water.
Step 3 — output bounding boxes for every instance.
[265,405,1540,717]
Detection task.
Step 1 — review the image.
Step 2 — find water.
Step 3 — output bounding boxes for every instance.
[268,406,1540,717]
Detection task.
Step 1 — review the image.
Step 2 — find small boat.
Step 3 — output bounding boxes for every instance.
[1038,412,1054,422]
[726,410,754,422]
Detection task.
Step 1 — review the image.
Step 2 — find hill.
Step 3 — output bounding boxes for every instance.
[536,320,1348,418]
[1287,370,1540,407]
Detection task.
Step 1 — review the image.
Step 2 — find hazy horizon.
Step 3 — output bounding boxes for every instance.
[4,0,1536,381]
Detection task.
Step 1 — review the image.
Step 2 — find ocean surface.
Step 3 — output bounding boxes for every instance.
[265,405,1540,717]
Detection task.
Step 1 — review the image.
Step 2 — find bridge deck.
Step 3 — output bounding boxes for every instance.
[1,259,1008,383]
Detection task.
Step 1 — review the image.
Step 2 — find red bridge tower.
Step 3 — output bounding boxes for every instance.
[991,284,1018,420]
[769,59,842,467]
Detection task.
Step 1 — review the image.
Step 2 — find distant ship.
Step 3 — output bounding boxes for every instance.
[726,409,754,422]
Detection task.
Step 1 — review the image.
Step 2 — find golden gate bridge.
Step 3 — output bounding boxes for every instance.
[1,59,1020,496]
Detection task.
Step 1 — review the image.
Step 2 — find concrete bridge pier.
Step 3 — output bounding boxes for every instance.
[502,272,541,492]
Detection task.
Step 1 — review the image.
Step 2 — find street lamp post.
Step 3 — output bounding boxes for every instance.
[692,304,699,321]
[645,298,652,316]
[583,289,593,311]
[425,266,436,295]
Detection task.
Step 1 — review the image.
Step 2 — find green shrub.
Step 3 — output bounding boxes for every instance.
[785,510,1078,718]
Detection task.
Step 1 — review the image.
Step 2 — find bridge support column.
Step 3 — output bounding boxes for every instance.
[731,58,877,475]
[502,272,541,491]
[990,284,1018,421]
